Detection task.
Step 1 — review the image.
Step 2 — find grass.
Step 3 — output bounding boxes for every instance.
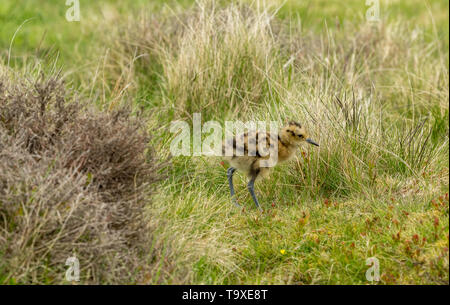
[0,0,448,284]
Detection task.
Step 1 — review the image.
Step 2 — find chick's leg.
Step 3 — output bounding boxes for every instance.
[227,167,240,208]
[248,175,262,212]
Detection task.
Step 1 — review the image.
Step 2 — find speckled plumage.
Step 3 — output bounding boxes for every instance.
[223,121,319,210]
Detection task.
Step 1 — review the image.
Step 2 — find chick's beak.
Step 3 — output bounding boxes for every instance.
[306,138,319,147]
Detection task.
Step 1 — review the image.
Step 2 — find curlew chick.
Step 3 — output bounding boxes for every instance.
[222,122,319,211]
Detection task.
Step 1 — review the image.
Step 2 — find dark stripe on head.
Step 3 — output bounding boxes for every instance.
[289,121,302,128]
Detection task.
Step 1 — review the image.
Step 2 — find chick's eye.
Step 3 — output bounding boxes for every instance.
[298,134,304,138]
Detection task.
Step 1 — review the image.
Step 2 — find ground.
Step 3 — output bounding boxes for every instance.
[0,0,448,284]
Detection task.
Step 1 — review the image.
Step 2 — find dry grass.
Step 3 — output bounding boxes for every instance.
[116,2,289,121]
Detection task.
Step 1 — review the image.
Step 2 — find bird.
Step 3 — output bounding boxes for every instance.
[222,121,319,211]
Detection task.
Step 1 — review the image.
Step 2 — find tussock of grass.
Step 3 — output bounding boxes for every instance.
[119,2,289,121]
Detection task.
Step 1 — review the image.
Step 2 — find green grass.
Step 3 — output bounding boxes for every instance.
[0,0,448,284]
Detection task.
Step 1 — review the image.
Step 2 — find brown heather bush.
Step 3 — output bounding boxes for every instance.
[0,68,163,284]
